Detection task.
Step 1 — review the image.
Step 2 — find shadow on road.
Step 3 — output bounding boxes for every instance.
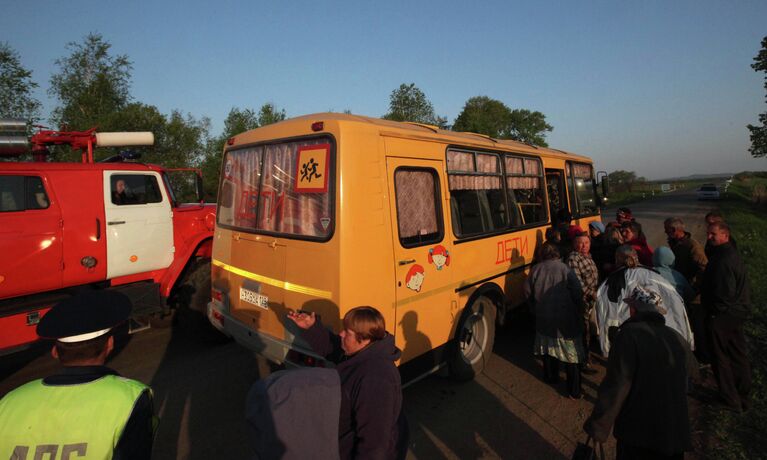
[149,322,263,460]
[404,374,568,459]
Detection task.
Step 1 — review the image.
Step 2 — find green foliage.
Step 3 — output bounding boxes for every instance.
[451,96,552,146]
[507,108,553,147]
[199,104,287,201]
[606,170,638,192]
[221,107,259,139]
[48,33,132,130]
[0,42,41,121]
[156,111,211,168]
[452,96,511,138]
[382,83,447,127]
[748,36,767,158]
[257,103,286,127]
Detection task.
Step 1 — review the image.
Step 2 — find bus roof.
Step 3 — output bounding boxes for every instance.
[235,112,594,164]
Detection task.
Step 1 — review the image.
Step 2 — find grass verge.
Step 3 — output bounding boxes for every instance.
[702,175,767,459]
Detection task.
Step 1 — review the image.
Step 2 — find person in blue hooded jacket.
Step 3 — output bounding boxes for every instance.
[653,247,695,305]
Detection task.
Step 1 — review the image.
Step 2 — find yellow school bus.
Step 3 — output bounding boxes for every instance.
[207,113,604,381]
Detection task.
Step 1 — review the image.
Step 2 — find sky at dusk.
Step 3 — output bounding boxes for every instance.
[2,0,766,179]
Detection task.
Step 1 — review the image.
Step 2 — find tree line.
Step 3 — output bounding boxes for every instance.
[8,33,761,199]
[0,34,557,197]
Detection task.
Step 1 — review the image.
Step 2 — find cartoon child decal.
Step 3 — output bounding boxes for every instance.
[405,264,425,292]
[428,245,451,270]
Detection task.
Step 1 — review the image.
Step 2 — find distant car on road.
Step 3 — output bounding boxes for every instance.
[697,184,720,200]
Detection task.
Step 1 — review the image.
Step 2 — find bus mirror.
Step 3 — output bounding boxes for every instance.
[597,170,609,198]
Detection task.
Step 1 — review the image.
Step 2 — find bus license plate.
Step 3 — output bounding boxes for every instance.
[240,287,269,309]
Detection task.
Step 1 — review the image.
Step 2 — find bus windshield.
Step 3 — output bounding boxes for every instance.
[567,162,599,217]
[217,137,334,239]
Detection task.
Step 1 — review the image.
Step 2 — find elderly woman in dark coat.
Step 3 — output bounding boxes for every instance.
[524,242,586,398]
[288,306,407,460]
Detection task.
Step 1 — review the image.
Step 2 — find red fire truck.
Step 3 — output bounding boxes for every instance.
[0,120,217,354]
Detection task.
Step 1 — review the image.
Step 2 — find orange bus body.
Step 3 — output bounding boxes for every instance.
[208,113,602,381]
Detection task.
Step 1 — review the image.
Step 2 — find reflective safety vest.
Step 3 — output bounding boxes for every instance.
[0,375,149,460]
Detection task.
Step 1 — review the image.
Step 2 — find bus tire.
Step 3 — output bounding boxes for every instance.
[174,260,228,343]
[449,295,497,381]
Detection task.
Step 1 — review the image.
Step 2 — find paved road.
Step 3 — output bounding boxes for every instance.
[603,185,717,248]
[0,187,721,459]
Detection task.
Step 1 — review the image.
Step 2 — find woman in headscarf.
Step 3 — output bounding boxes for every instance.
[653,246,695,305]
[595,245,694,355]
[524,242,586,399]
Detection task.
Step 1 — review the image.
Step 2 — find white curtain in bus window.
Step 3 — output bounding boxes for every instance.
[570,163,597,217]
[447,151,508,236]
[505,156,546,225]
[258,139,332,238]
[394,169,440,246]
[218,146,262,229]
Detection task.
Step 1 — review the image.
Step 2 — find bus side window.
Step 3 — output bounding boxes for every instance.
[447,150,507,237]
[505,156,546,226]
[394,168,443,247]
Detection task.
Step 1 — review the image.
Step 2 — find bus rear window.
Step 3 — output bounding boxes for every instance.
[217,137,334,239]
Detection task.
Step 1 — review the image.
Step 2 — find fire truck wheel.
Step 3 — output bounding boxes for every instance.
[448,295,497,381]
[174,260,229,343]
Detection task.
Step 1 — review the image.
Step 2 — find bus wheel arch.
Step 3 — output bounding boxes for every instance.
[448,293,497,381]
[475,283,507,328]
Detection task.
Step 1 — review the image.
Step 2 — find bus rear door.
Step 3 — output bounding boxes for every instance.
[386,155,454,373]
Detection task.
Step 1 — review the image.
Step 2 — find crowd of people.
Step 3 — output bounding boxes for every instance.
[527,206,752,459]
[0,206,752,459]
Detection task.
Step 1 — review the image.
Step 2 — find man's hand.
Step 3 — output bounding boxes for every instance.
[287,311,316,330]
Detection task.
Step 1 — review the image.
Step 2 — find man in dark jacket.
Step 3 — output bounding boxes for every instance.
[701,222,751,412]
[664,218,707,287]
[665,217,709,364]
[584,286,697,460]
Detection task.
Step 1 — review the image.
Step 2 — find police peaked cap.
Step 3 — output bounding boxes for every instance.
[37,291,132,342]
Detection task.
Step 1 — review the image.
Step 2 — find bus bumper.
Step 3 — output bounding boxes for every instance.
[206,301,321,366]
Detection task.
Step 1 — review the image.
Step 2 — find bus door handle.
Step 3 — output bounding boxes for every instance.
[398,258,416,266]
[96,219,101,240]
[108,220,126,226]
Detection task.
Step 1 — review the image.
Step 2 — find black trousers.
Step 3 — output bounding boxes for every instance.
[707,313,752,410]
[616,441,684,460]
[542,355,581,397]
[688,302,711,364]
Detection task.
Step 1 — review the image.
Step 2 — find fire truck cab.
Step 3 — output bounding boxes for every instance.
[0,121,216,354]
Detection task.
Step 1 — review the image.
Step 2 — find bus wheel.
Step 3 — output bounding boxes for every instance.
[449,296,497,381]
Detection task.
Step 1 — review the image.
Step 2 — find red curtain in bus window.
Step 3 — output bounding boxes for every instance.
[395,169,439,239]
[258,140,333,238]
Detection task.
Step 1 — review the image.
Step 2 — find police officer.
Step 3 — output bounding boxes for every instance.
[0,291,155,459]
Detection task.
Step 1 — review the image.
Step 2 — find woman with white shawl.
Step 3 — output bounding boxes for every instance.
[595,245,694,355]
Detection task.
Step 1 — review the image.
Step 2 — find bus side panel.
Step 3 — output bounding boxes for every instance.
[284,239,341,332]
[338,129,397,335]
